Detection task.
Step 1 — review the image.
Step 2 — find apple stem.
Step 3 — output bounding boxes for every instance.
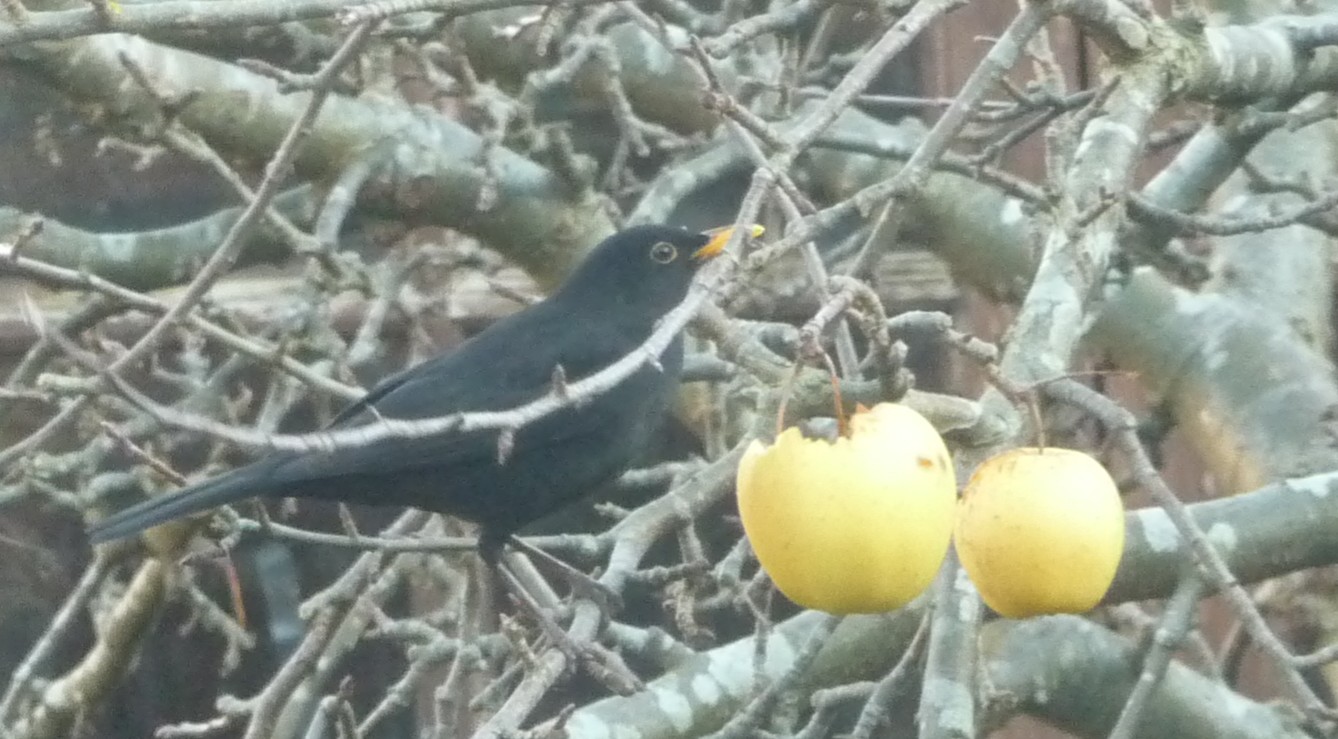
[774,358,804,438]
[222,546,248,631]
[818,350,849,437]
[1027,392,1048,450]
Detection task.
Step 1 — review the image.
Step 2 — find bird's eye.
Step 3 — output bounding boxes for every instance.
[649,242,678,264]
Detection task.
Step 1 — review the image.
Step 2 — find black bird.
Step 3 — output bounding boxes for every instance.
[88,224,757,563]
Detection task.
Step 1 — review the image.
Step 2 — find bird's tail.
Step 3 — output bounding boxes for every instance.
[88,459,282,544]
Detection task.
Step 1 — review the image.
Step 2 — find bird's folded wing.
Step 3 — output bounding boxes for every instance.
[272,308,644,483]
[272,392,604,483]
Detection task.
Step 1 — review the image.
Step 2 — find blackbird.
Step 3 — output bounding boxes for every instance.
[88,224,758,563]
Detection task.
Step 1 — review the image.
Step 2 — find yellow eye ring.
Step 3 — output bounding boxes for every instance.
[650,242,678,264]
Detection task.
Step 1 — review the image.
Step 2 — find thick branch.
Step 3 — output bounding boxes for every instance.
[979,616,1310,739]
[11,31,613,289]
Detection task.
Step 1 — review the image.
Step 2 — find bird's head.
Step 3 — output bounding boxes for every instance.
[555,224,765,322]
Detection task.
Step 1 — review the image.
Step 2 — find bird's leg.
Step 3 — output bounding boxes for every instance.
[480,532,578,654]
[506,534,622,615]
[493,559,578,654]
[482,534,642,693]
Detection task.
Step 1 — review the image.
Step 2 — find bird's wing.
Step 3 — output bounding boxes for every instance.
[87,317,592,543]
[336,299,618,424]
[87,301,667,544]
[269,301,646,482]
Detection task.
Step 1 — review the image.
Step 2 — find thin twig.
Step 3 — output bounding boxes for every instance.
[1107,572,1207,739]
[1044,379,1335,728]
[0,558,111,725]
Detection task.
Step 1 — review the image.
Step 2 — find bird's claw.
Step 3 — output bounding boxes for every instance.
[557,636,642,695]
[496,562,641,694]
[506,535,623,616]
[567,572,622,615]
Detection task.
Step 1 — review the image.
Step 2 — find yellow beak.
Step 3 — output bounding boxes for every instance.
[693,224,766,261]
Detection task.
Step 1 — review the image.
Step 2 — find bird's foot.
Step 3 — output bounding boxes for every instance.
[495,561,642,694]
[507,535,623,614]
[556,635,642,696]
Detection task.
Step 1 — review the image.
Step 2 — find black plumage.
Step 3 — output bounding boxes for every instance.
[88,224,747,558]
